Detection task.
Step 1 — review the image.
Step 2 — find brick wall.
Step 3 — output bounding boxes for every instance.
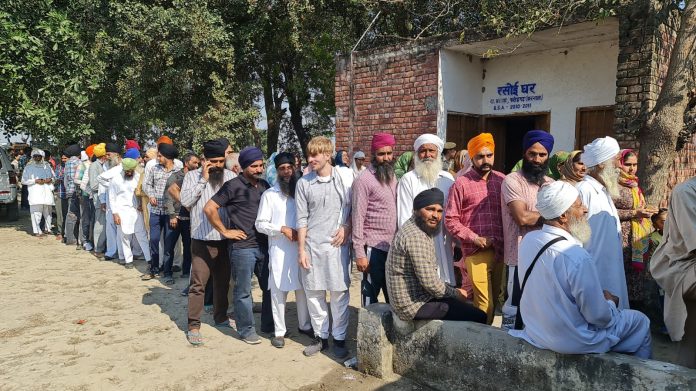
[334,41,441,158]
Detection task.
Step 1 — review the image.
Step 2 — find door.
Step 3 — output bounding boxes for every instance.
[575,106,615,149]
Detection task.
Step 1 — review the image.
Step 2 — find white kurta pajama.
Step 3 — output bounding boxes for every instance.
[98,164,124,259]
[509,225,652,359]
[21,162,55,234]
[577,176,630,309]
[108,172,150,264]
[397,169,455,284]
[255,184,311,337]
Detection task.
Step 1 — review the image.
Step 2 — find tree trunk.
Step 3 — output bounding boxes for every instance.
[638,1,696,205]
[287,91,311,159]
[262,74,283,154]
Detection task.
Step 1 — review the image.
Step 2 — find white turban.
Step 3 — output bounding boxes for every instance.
[536,181,579,220]
[414,134,444,153]
[31,149,44,158]
[582,136,620,168]
[80,151,89,162]
[353,151,365,159]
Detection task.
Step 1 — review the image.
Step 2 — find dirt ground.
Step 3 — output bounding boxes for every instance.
[0,210,681,390]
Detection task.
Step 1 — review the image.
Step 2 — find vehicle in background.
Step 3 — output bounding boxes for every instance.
[0,147,19,221]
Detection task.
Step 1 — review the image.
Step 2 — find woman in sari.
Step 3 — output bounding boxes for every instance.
[558,150,586,185]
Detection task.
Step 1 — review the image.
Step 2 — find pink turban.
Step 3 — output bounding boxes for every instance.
[125,139,140,151]
[371,133,396,152]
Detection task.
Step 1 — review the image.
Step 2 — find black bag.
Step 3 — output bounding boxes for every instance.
[513,236,566,330]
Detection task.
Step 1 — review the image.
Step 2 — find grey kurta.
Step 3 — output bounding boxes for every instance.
[295,167,352,291]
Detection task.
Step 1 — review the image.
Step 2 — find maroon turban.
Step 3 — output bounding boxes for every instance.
[371,133,396,152]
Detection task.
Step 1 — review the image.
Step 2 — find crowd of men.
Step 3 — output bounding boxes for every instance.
[14,129,696,368]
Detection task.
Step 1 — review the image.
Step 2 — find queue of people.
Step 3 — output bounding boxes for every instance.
[15,129,696,369]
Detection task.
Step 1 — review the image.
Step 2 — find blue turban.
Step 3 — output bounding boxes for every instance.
[124,148,140,160]
[239,146,264,169]
[522,130,554,154]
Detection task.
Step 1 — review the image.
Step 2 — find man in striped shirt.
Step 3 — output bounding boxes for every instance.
[352,133,398,307]
[181,139,236,346]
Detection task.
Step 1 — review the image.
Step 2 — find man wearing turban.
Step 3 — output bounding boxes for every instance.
[21,149,55,236]
[352,133,398,307]
[108,158,152,269]
[500,130,554,329]
[397,133,455,284]
[508,181,652,359]
[88,143,108,257]
[97,143,127,261]
[445,133,505,324]
[576,136,629,309]
[386,188,487,323]
[75,146,95,252]
[63,144,83,246]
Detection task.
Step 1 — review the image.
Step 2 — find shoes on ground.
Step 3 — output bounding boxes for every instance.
[271,336,285,348]
[172,265,182,273]
[303,337,328,357]
[332,339,349,359]
[125,263,135,269]
[241,333,262,345]
[141,273,155,281]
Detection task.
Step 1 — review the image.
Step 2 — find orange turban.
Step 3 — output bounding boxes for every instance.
[467,133,495,158]
[157,135,173,145]
[85,144,96,159]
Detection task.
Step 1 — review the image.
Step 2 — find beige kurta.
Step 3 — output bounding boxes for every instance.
[650,177,696,343]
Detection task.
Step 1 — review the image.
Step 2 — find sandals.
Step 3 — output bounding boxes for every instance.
[187,330,204,346]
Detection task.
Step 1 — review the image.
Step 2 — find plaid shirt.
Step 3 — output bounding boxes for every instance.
[53,164,67,198]
[143,163,179,215]
[64,157,80,197]
[351,165,397,259]
[386,216,457,320]
[444,169,505,263]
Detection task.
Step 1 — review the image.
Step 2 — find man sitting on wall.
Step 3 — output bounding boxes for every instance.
[386,188,486,323]
[509,181,652,359]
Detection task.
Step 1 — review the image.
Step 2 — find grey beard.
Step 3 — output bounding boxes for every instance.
[414,155,443,186]
[568,214,592,245]
[597,161,620,198]
[414,213,441,237]
[209,168,224,190]
[107,156,120,168]
[373,159,395,185]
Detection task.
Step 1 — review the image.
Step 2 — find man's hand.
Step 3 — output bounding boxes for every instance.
[222,229,247,241]
[113,213,121,226]
[635,209,654,219]
[603,290,619,307]
[331,225,350,247]
[202,162,212,181]
[101,203,106,212]
[474,236,486,249]
[299,251,311,270]
[356,257,370,273]
[455,288,469,302]
[280,226,297,242]
[149,197,158,206]
[170,217,178,229]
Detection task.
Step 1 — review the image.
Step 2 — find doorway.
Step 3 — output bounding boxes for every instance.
[483,113,550,173]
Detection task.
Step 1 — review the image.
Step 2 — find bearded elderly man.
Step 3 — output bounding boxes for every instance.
[500,130,554,329]
[509,181,651,359]
[577,136,629,309]
[445,133,505,324]
[21,149,55,236]
[387,188,486,323]
[397,133,455,284]
[352,133,398,307]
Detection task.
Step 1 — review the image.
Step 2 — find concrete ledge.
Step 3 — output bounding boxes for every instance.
[358,304,696,391]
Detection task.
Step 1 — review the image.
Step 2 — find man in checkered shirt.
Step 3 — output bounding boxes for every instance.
[386,188,486,323]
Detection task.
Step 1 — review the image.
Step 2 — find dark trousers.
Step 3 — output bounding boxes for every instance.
[361,247,389,307]
[148,213,169,274]
[20,185,29,210]
[79,195,94,245]
[414,297,487,323]
[55,196,68,235]
[188,239,230,329]
[64,194,81,244]
[162,219,191,277]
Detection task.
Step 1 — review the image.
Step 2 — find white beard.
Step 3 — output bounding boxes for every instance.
[568,214,592,245]
[414,154,443,186]
[597,160,620,198]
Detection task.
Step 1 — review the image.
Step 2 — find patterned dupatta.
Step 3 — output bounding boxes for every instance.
[618,150,653,267]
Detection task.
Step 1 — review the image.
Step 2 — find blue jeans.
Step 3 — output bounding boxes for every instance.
[229,246,273,338]
[163,219,191,277]
[149,213,169,274]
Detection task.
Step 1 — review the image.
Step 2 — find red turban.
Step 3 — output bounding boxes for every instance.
[467,133,495,158]
[157,135,173,145]
[371,133,396,152]
[125,139,140,150]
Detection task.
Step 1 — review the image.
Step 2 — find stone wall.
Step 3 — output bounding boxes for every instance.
[359,304,696,391]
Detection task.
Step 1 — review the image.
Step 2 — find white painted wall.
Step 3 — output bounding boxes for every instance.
[441,40,618,153]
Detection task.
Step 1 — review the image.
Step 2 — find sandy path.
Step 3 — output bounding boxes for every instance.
[0,212,425,391]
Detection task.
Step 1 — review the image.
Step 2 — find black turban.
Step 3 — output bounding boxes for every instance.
[203,139,228,159]
[105,142,121,154]
[64,144,81,158]
[413,188,444,210]
[274,152,295,168]
[158,143,178,160]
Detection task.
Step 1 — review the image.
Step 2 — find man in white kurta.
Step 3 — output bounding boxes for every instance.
[21,150,55,236]
[108,159,151,267]
[397,134,455,284]
[577,136,629,309]
[97,144,124,260]
[509,181,651,359]
[255,152,312,348]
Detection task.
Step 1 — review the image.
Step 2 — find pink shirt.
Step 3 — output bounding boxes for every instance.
[351,166,398,259]
[500,171,553,266]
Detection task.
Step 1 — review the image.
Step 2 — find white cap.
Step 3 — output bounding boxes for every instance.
[414,133,444,153]
[31,149,45,157]
[582,136,620,168]
[536,181,580,220]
